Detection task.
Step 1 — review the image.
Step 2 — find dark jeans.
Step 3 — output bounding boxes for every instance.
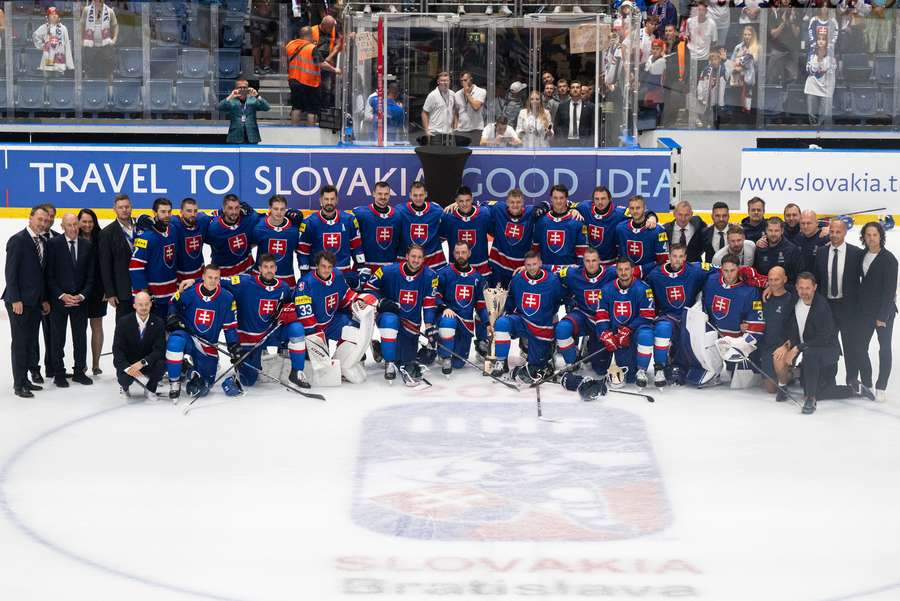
[50,302,88,375]
[857,312,895,390]
[7,303,42,389]
[117,361,166,394]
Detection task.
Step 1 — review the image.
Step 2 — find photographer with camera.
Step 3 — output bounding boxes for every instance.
[217,76,270,144]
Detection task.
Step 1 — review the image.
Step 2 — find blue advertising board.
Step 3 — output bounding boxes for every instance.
[0,144,672,211]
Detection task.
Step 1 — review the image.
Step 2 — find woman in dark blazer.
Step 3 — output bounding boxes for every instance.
[78,209,107,375]
[857,221,898,402]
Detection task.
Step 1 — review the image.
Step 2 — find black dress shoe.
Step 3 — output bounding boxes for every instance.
[92,367,103,376]
[802,397,817,415]
[54,376,70,388]
[23,380,43,391]
[30,371,44,384]
[15,388,34,398]
[72,372,94,386]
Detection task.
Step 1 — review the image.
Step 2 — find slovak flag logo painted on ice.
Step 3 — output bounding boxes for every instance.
[665,285,686,307]
[613,300,632,321]
[258,298,279,320]
[711,295,731,320]
[399,289,418,311]
[521,292,541,316]
[184,235,202,258]
[163,244,175,268]
[410,223,429,245]
[504,222,524,244]
[376,226,393,250]
[324,292,339,316]
[194,308,216,333]
[588,225,604,244]
[455,284,474,307]
[228,233,248,255]
[267,238,288,257]
[546,230,566,253]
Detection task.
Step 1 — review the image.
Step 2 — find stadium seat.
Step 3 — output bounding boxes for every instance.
[150,47,179,79]
[180,49,210,79]
[175,80,208,112]
[831,86,850,120]
[151,1,179,18]
[217,49,242,80]
[17,47,42,76]
[221,18,245,48]
[81,80,110,111]
[218,79,237,99]
[111,80,142,112]
[783,84,807,122]
[155,17,186,46]
[848,86,880,118]
[11,16,31,47]
[117,47,144,79]
[223,0,249,15]
[47,79,76,111]
[149,80,174,112]
[15,80,45,110]
[874,54,895,86]
[760,85,785,118]
[842,53,872,83]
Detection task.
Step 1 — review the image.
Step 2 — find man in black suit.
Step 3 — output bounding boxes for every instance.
[856,221,897,401]
[553,81,595,147]
[773,272,853,414]
[113,291,166,399]
[28,202,60,383]
[703,202,731,262]
[3,205,51,398]
[99,194,137,321]
[664,200,707,263]
[46,213,95,388]
[814,217,864,389]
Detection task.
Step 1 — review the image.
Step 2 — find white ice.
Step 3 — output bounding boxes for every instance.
[0,217,898,601]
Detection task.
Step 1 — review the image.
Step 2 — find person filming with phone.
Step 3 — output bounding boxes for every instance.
[218,76,270,144]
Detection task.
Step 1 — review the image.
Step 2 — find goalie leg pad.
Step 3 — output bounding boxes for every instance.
[303,332,342,387]
[333,309,373,374]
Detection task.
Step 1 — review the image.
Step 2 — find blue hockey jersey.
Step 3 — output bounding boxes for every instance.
[298,210,364,271]
[351,203,401,269]
[558,263,617,325]
[129,225,178,303]
[597,278,656,333]
[366,262,438,335]
[170,212,211,282]
[506,269,566,342]
[645,261,716,317]
[435,263,489,335]
[615,220,669,275]
[251,215,301,286]
[701,273,765,341]
[223,273,293,345]
[486,201,537,285]
[396,201,445,268]
[575,201,630,264]
[294,267,359,336]
[439,206,492,275]
[169,283,238,356]
[531,212,588,267]
[206,212,261,277]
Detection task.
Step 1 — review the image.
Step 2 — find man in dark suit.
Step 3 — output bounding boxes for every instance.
[99,194,136,321]
[46,213,95,387]
[113,291,166,399]
[703,202,731,262]
[3,205,51,398]
[28,203,60,383]
[856,221,897,401]
[664,200,707,263]
[813,217,864,388]
[773,272,853,414]
[553,81,595,147]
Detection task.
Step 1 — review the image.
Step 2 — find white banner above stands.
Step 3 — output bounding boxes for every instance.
[739,148,900,214]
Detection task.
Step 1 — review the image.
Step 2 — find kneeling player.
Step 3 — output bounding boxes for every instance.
[294,251,377,385]
[223,254,307,389]
[165,264,239,399]
[435,241,490,376]
[596,257,657,386]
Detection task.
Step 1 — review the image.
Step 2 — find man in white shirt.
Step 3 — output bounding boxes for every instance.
[480,115,522,146]
[712,225,756,267]
[422,71,454,137]
[685,0,718,63]
[454,71,486,145]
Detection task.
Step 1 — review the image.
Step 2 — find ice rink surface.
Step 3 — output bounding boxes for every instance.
[0,218,899,601]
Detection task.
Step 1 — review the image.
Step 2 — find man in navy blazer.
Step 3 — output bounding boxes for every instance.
[3,206,52,397]
[46,213,95,387]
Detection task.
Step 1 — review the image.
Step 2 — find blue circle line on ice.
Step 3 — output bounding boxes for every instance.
[0,402,256,601]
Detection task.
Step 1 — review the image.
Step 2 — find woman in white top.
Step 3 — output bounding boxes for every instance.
[804,36,836,128]
[516,91,553,148]
[33,7,74,74]
[725,26,758,116]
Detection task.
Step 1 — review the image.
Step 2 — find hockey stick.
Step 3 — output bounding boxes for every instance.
[530,346,656,403]
[211,342,326,401]
[418,333,520,391]
[819,207,886,217]
[609,389,656,403]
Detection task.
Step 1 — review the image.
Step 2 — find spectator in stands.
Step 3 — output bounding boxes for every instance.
[554,81,594,147]
[81,0,118,79]
[707,0,731,55]
[865,0,893,54]
[368,81,406,141]
[808,6,839,58]
[251,0,277,76]
[725,25,758,122]
[219,77,271,144]
[481,115,522,146]
[805,35,836,128]
[697,45,727,128]
[33,7,74,74]
[78,208,106,376]
[661,24,690,127]
[766,0,801,85]
[742,196,767,242]
[286,26,340,126]
[713,224,756,267]
[504,81,528,124]
[641,40,668,124]
[542,82,560,121]
[422,71,455,137]
[454,71,486,146]
[312,15,344,109]
[0,10,5,56]
[517,90,554,147]
[685,0,718,70]
[542,71,555,89]
[647,0,678,38]
[556,78,569,104]
[580,83,594,103]
[703,200,731,261]
[640,15,661,61]
[736,0,765,26]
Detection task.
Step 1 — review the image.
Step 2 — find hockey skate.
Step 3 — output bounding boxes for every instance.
[289,369,311,389]
[635,368,649,388]
[653,363,667,388]
[441,357,452,377]
[384,361,397,384]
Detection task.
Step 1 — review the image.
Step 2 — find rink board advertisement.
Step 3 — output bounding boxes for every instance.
[740,148,900,214]
[0,144,673,211]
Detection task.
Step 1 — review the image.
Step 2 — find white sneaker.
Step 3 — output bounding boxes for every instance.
[572,5,583,12]
[499,3,512,14]
[552,5,563,13]
[485,5,493,14]
[363,4,372,13]
[876,389,887,402]
[457,4,466,14]
[388,5,399,13]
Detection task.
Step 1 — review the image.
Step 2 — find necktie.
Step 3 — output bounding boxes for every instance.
[69,240,77,266]
[718,230,725,250]
[679,228,687,245]
[33,236,44,265]
[830,247,839,298]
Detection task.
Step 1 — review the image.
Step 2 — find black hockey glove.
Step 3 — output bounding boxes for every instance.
[227,342,243,364]
[165,313,186,333]
[136,213,155,232]
[378,298,401,314]
[423,325,439,346]
[285,208,304,226]
[239,201,254,217]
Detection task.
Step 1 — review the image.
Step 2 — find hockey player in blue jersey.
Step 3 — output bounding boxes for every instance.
[596,257,657,386]
[250,195,304,287]
[532,185,588,268]
[435,241,490,376]
[555,247,617,375]
[170,197,211,284]
[439,187,492,275]
[396,182,446,269]
[351,181,401,271]
[490,250,566,381]
[129,197,178,318]
[294,251,377,385]
[485,189,537,288]
[298,185,365,274]
[223,254,307,389]
[614,195,669,278]
[575,186,660,266]
[205,194,262,277]
[366,244,438,386]
[165,264,240,400]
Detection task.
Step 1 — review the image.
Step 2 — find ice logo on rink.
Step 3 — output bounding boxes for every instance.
[353,403,671,541]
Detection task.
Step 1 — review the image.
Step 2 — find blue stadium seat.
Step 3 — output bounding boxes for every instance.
[151,46,178,63]
[17,47,42,76]
[111,80,142,112]
[15,80,45,110]
[180,49,210,79]
[221,18,245,48]
[218,79,237,98]
[783,84,807,121]
[175,80,208,112]
[848,86,880,118]
[47,79,76,111]
[150,47,179,79]
[155,17,185,46]
[81,80,110,111]
[217,49,241,80]
[831,87,849,120]
[117,47,144,79]
[149,80,175,112]
[842,53,872,83]
[874,54,895,86]
[151,1,179,18]
[11,17,32,47]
